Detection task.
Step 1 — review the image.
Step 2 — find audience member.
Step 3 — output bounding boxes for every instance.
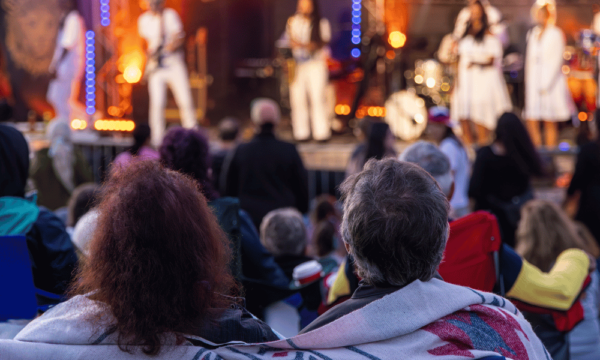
[0,124,77,306]
[469,112,543,247]
[223,99,309,229]
[112,124,159,169]
[13,161,278,357]
[427,106,471,218]
[312,220,343,264]
[71,209,98,256]
[159,127,288,288]
[299,159,548,359]
[402,141,591,313]
[212,117,240,192]
[566,108,600,245]
[29,120,93,210]
[260,208,311,279]
[66,183,98,229]
[516,200,600,360]
[345,121,396,177]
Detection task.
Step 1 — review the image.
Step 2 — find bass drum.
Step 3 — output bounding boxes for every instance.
[385,90,428,141]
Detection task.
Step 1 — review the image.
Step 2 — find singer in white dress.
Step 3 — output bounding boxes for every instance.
[524,1,573,148]
[454,0,512,146]
[285,0,331,142]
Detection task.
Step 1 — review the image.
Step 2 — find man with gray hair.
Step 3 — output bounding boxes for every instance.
[260,207,310,279]
[298,158,548,360]
[223,99,309,229]
[399,141,454,200]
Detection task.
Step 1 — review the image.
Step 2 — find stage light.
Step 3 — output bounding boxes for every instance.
[85,31,96,116]
[94,119,136,132]
[388,31,406,49]
[558,142,570,151]
[351,0,361,59]
[579,112,588,121]
[426,78,435,88]
[100,0,110,26]
[123,65,143,84]
[70,119,87,130]
[414,113,425,124]
[414,75,423,84]
[562,65,570,75]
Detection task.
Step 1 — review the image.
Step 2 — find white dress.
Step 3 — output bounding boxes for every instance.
[454,34,512,130]
[524,25,573,121]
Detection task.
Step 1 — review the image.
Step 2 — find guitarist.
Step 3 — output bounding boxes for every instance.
[138,0,197,147]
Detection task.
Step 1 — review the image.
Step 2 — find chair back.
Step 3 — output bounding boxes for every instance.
[438,211,502,292]
[0,235,37,321]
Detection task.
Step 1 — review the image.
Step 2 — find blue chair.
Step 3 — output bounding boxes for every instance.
[0,235,61,321]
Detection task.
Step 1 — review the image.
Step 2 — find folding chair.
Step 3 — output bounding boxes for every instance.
[438,211,502,293]
[0,235,61,321]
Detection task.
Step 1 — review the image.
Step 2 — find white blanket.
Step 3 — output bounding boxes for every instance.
[0,279,550,359]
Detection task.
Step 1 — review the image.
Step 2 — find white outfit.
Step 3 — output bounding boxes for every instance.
[453,3,508,47]
[593,13,600,104]
[455,34,512,130]
[440,137,470,218]
[138,8,196,147]
[524,26,573,121]
[569,271,600,360]
[286,15,331,141]
[47,11,85,121]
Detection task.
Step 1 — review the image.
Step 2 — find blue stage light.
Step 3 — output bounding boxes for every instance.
[351,49,361,58]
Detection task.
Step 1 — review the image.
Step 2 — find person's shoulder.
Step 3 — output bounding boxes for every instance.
[163,7,181,19]
[35,207,68,233]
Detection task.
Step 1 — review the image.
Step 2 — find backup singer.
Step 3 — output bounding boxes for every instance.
[285,0,331,142]
[453,0,507,48]
[524,1,573,148]
[454,0,511,146]
[138,0,196,147]
[47,1,86,122]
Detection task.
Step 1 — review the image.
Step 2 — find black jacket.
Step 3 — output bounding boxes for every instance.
[223,129,309,229]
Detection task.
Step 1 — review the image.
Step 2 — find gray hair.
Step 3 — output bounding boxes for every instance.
[260,208,307,257]
[340,158,449,286]
[251,98,281,126]
[399,141,453,198]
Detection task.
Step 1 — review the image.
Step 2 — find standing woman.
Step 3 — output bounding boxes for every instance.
[524,1,573,148]
[455,0,512,146]
[286,0,331,142]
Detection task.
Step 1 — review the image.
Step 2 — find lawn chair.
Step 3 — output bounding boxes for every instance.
[0,235,61,321]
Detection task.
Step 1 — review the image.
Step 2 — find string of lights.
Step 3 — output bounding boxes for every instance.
[351,0,362,58]
[85,31,96,116]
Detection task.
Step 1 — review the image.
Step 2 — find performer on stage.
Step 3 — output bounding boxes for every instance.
[47,1,85,122]
[524,1,573,148]
[138,0,196,147]
[593,4,600,105]
[285,0,331,142]
[454,0,511,146]
[453,0,508,48]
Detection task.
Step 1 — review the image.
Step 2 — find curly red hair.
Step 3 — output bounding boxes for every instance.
[70,161,236,355]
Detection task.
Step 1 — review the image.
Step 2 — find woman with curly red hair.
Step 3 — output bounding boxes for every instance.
[17,160,278,355]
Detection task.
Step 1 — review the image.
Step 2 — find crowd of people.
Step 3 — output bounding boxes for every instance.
[2,94,600,359]
[2,0,600,358]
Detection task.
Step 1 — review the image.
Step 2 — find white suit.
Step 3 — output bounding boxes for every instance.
[524,25,573,121]
[138,8,196,147]
[286,15,331,141]
[47,11,85,121]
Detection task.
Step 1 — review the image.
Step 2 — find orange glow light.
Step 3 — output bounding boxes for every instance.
[94,119,136,132]
[388,31,406,49]
[386,50,396,60]
[335,104,351,116]
[579,112,588,121]
[70,119,88,130]
[123,65,142,84]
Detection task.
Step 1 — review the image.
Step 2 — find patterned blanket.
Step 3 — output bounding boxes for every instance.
[0,279,550,360]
